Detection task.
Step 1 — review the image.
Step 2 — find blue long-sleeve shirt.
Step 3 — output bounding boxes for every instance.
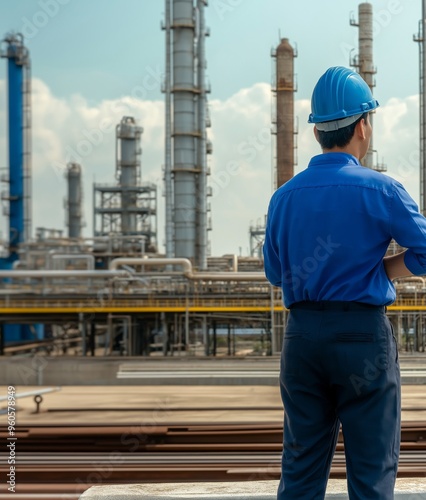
[263,152,426,308]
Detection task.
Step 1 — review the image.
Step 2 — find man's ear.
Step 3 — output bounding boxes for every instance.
[313,126,320,143]
[355,117,367,140]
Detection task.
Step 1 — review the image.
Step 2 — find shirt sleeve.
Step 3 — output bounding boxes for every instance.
[390,183,426,275]
[263,196,282,286]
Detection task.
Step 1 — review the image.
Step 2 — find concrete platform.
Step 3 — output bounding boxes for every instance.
[79,479,426,499]
[3,354,426,386]
[7,384,426,424]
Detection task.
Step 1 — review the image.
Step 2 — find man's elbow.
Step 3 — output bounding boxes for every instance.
[264,268,282,287]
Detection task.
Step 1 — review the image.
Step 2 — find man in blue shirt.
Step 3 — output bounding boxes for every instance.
[263,66,425,499]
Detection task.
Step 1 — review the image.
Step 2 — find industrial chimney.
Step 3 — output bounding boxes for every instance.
[350,2,385,172]
[273,38,296,188]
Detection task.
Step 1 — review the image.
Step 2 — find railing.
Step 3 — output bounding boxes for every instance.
[2,295,426,312]
[0,296,277,312]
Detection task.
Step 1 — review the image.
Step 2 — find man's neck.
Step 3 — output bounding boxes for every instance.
[322,145,361,160]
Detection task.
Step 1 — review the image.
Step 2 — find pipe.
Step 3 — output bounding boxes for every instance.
[23,52,32,242]
[0,270,130,278]
[49,253,95,270]
[164,0,174,258]
[109,257,265,281]
[422,0,426,214]
[196,0,208,270]
[110,257,192,274]
[231,254,238,272]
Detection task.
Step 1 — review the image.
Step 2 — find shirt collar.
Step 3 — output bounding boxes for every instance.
[308,152,361,168]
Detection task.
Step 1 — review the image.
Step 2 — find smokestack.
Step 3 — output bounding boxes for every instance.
[350,3,385,172]
[357,3,375,169]
[273,38,296,189]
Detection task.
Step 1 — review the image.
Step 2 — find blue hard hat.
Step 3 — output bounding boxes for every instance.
[308,66,379,125]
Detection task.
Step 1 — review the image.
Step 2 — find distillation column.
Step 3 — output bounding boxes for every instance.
[117,117,143,235]
[1,33,31,258]
[274,38,296,188]
[172,0,198,262]
[66,163,83,239]
[170,0,210,268]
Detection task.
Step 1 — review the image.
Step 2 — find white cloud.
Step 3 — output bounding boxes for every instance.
[0,79,422,256]
[374,94,420,203]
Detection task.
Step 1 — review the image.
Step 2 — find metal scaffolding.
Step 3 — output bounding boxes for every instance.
[93,117,157,252]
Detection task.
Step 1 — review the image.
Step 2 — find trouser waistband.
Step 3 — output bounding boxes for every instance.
[289,301,386,312]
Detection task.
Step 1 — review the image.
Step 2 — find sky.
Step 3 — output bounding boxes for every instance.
[0,0,423,257]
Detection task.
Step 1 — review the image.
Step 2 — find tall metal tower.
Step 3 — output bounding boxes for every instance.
[249,37,297,258]
[0,33,32,260]
[414,0,426,215]
[271,38,297,189]
[93,116,157,251]
[164,0,211,269]
[65,162,83,239]
[350,3,386,172]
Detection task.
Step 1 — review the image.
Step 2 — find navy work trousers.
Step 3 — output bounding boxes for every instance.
[277,302,401,500]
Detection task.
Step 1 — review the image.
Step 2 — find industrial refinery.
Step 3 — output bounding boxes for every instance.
[0,0,425,360]
[4,3,426,498]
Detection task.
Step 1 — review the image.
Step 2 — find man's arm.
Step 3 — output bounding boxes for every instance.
[263,198,282,287]
[383,251,414,281]
[389,184,426,277]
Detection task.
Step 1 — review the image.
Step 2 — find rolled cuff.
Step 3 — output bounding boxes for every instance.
[404,250,426,276]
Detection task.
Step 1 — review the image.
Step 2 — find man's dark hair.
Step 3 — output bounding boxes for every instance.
[316,112,369,150]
